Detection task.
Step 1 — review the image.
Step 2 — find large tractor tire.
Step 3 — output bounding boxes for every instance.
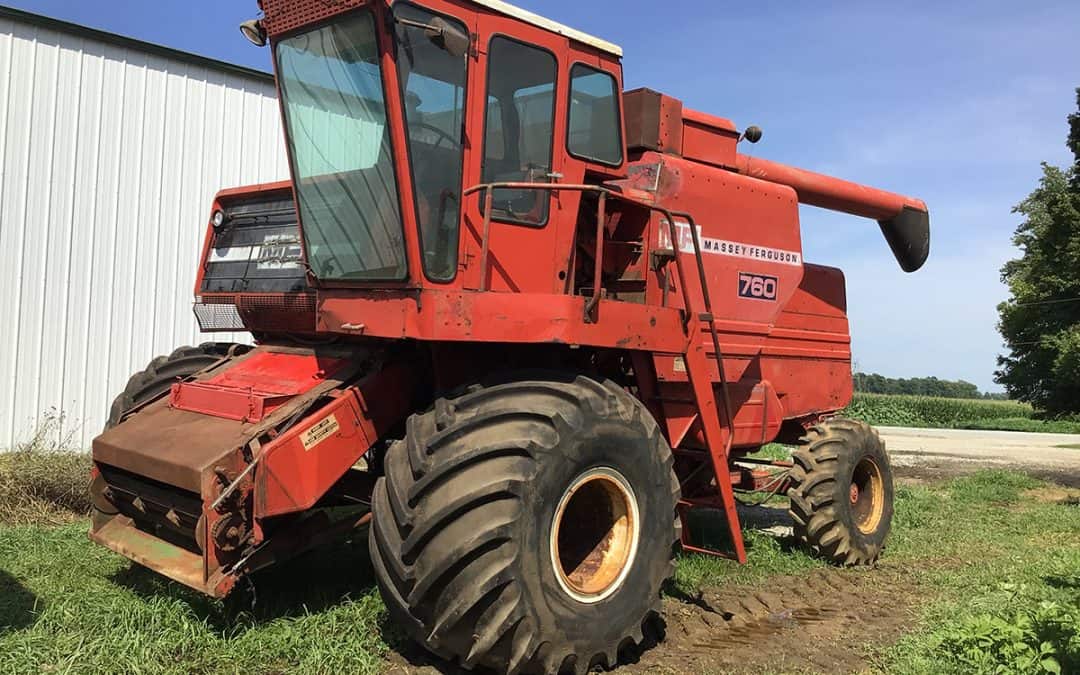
[105,343,240,429]
[369,374,680,674]
[787,418,894,565]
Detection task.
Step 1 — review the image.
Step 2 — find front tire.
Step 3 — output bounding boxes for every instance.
[787,418,894,565]
[105,343,241,429]
[369,374,680,674]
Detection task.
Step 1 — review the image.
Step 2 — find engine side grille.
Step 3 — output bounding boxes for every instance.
[195,294,317,333]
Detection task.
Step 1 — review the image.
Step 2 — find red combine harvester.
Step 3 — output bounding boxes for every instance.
[89,1,930,672]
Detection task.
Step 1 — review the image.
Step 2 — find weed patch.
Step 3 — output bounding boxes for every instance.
[925,587,1079,674]
[882,471,1080,674]
[0,418,91,525]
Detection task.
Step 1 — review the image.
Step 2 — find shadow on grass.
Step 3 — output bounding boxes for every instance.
[109,530,377,633]
[0,569,40,632]
[1045,573,1080,591]
[683,505,801,554]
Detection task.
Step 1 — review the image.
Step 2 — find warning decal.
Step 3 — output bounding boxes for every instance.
[301,414,340,451]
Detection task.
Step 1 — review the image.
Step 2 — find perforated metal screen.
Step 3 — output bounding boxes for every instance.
[261,0,367,38]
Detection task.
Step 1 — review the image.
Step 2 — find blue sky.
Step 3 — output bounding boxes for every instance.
[8,0,1079,391]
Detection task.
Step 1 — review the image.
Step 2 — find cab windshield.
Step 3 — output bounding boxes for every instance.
[276,11,406,281]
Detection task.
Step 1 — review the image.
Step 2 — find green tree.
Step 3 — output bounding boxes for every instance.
[852,372,989,399]
[995,88,1080,415]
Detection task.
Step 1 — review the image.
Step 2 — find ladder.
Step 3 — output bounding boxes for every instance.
[660,210,748,564]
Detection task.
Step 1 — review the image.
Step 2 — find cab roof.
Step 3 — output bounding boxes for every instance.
[468,0,622,58]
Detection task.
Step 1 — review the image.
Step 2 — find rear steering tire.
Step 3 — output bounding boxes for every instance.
[787,418,894,565]
[104,343,242,429]
[369,373,680,674]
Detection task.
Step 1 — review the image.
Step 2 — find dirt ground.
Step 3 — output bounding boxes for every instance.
[382,458,1074,675]
[385,565,919,675]
[621,568,918,675]
[893,457,1080,489]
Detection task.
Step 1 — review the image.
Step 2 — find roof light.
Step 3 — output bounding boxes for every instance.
[240,19,267,47]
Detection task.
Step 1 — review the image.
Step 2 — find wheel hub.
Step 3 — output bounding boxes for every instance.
[550,467,640,604]
[851,456,885,534]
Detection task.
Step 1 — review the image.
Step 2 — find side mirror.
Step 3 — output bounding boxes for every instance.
[740,125,763,144]
[425,17,470,58]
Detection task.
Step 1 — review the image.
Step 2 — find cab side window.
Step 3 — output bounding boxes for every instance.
[567,64,622,166]
[481,37,557,226]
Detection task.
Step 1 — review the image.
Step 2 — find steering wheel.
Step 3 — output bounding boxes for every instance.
[411,122,460,152]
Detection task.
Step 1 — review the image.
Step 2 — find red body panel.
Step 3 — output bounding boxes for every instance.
[171,351,349,422]
[257,360,414,517]
[90,0,931,589]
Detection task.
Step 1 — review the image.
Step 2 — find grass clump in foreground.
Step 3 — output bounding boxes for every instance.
[0,421,91,526]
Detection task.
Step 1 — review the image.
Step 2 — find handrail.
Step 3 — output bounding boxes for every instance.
[672,210,737,461]
[462,182,608,299]
[462,180,736,454]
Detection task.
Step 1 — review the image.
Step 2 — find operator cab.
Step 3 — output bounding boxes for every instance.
[262,0,626,292]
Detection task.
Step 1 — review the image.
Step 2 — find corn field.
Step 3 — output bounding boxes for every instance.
[843,393,1038,429]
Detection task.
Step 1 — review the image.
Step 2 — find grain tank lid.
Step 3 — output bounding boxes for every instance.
[469,0,623,57]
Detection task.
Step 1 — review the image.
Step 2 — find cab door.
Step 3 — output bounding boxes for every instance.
[460,12,569,293]
[388,0,479,286]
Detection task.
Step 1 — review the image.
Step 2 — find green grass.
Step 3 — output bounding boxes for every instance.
[2,444,1077,673]
[843,393,1080,434]
[880,471,1080,674]
[956,418,1080,434]
[1057,444,1080,450]
[0,524,390,674]
[672,521,823,592]
[663,470,1080,673]
[744,443,792,461]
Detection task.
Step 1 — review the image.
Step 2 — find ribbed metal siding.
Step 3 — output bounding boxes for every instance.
[0,17,289,449]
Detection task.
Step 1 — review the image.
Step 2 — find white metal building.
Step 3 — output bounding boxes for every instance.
[0,7,289,449]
